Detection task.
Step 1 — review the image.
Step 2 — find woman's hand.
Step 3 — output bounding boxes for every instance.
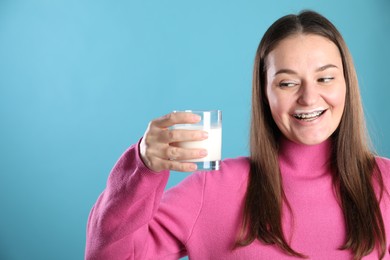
[140,112,209,172]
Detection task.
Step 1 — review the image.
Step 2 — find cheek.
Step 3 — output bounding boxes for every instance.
[328,86,346,113]
[267,91,288,122]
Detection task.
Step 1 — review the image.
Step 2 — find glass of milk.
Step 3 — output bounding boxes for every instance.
[172,110,222,171]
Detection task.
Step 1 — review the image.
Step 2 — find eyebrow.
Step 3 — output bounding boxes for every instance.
[274,64,339,76]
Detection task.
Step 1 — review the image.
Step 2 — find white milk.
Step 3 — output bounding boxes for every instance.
[175,126,222,162]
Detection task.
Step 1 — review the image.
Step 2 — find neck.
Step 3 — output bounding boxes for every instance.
[278,137,332,178]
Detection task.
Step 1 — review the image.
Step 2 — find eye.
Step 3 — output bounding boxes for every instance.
[318,77,334,83]
[278,81,297,88]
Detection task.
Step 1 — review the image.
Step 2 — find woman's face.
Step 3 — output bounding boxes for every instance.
[266,34,346,145]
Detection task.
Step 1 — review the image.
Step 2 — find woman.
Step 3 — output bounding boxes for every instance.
[85,10,390,259]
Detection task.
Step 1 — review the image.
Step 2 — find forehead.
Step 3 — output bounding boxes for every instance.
[266,34,343,73]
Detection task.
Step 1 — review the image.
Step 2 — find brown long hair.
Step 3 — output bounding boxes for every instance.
[237,10,386,259]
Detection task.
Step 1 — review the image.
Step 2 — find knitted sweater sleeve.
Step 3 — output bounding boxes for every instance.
[85,142,205,259]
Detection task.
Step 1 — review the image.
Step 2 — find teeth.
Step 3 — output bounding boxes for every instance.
[294,110,325,120]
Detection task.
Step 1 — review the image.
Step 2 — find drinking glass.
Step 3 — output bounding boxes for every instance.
[172,110,222,171]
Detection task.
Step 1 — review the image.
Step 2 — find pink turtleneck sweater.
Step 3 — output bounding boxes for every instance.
[85,139,390,259]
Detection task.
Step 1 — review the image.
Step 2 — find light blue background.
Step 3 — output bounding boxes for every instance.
[0,1,389,259]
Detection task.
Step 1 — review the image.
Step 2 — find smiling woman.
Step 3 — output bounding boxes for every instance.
[265,34,346,145]
[85,10,390,260]
[244,10,389,259]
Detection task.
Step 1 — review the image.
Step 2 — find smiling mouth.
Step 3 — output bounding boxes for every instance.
[293,109,327,122]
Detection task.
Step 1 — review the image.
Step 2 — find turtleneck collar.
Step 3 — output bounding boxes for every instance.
[278,137,333,178]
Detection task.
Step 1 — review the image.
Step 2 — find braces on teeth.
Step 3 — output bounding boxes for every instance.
[294,110,324,119]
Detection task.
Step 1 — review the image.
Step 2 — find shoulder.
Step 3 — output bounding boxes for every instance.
[211,156,250,178]
[199,156,250,190]
[375,156,390,185]
[172,157,250,195]
[167,157,250,198]
[375,156,390,172]
[220,156,251,172]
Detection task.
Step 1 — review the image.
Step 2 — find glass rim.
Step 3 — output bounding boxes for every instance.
[173,109,222,113]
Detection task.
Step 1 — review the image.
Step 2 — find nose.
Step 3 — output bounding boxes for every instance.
[297,82,319,106]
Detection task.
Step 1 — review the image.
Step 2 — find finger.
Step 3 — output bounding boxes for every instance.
[159,129,208,143]
[153,157,198,172]
[163,146,208,161]
[151,112,201,129]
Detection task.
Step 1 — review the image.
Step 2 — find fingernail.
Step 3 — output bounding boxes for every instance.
[199,149,208,156]
[190,163,197,171]
[202,131,208,138]
[192,114,201,122]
